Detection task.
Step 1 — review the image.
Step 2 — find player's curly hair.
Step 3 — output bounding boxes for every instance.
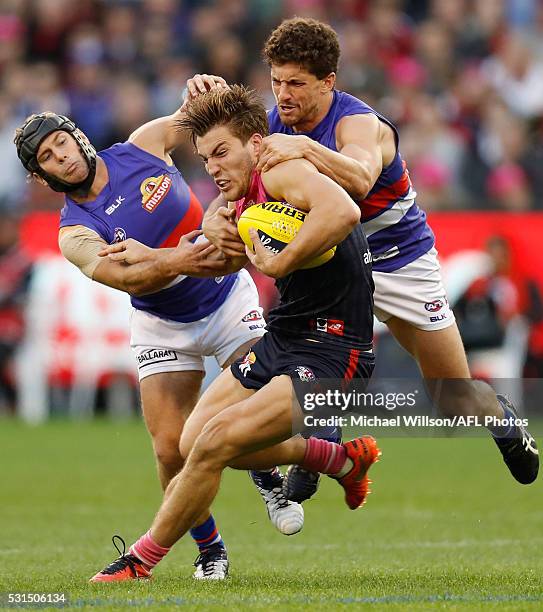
[178,85,269,146]
[263,17,340,79]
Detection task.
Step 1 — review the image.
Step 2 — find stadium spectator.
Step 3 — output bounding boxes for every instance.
[523,281,543,385]
[0,198,32,414]
[486,162,531,211]
[483,30,543,120]
[336,22,387,105]
[0,0,542,213]
[455,235,520,352]
[401,92,467,208]
[0,93,27,201]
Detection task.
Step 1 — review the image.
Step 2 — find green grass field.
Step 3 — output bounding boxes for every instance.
[0,418,541,611]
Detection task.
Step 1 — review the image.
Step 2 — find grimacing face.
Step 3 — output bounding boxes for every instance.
[35,130,88,184]
[270,62,335,132]
[196,125,259,202]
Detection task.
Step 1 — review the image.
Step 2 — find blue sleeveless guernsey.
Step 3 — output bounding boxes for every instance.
[59,142,235,322]
[268,90,435,273]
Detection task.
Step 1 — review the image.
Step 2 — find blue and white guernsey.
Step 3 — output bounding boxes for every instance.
[60,141,236,322]
[268,90,435,273]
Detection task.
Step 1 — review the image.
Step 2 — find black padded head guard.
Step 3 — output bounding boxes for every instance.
[14,112,97,195]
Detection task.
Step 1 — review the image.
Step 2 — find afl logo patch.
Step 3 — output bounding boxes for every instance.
[140,174,172,213]
[425,299,443,313]
[242,310,262,323]
[113,227,127,243]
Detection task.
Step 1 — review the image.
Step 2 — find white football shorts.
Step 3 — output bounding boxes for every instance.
[130,269,266,381]
[373,247,455,331]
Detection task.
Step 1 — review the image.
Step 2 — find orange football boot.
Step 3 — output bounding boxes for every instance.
[336,436,381,509]
[89,536,152,583]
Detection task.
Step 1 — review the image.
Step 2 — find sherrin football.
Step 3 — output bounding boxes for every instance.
[237,202,336,269]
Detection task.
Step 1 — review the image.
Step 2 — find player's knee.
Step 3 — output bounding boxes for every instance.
[179,415,207,460]
[192,416,238,467]
[152,435,184,474]
[179,429,197,462]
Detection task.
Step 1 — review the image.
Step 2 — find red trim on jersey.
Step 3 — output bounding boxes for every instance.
[361,162,411,219]
[159,190,204,248]
[343,349,361,384]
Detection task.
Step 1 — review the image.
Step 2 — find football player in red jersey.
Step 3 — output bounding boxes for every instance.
[89,85,380,582]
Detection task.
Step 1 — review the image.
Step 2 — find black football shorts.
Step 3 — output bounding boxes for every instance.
[231,331,374,391]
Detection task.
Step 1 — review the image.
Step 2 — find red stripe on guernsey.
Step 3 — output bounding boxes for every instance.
[195,528,219,545]
[362,162,411,219]
[159,189,204,248]
[343,349,360,384]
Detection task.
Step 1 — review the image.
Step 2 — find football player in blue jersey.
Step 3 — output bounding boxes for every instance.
[199,17,538,498]
[13,76,303,580]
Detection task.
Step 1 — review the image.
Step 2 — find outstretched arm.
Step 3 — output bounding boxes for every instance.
[256,113,385,201]
[128,112,186,161]
[128,75,229,162]
[59,227,230,297]
[100,234,248,279]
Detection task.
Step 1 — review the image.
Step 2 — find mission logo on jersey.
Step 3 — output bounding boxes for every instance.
[140,174,173,213]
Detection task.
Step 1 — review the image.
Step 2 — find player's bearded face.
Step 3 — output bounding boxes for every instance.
[271,63,331,131]
[36,131,89,183]
[197,126,256,201]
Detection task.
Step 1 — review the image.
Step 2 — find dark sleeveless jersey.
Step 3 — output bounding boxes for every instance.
[59,142,235,323]
[235,171,374,350]
[268,90,435,273]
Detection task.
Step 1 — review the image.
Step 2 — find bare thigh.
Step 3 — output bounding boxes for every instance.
[222,337,260,368]
[193,372,306,469]
[386,317,470,378]
[179,367,255,459]
[386,317,501,417]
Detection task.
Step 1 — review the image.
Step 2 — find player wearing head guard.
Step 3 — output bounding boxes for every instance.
[14,80,304,580]
[16,113,98,197]
[200,18,538,500]
[89,85,380,582]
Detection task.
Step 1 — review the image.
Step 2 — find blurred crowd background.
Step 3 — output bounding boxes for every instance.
[1,0,543,418]
[3,0,543,212]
